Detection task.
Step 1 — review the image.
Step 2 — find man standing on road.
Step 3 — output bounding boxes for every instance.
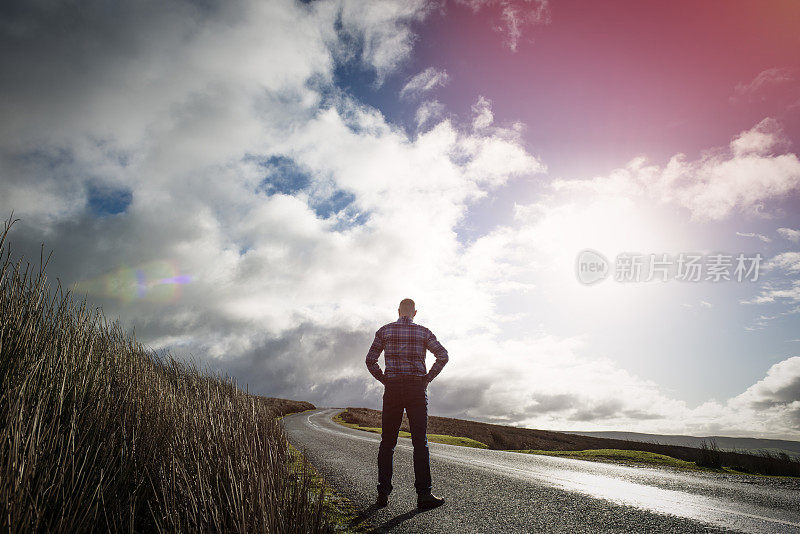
[365,298,449,510]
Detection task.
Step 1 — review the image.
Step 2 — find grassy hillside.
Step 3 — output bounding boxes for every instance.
[266,397,316,419]
[340,407,800,477]
[567,431,800,458]
[0,218,334,533]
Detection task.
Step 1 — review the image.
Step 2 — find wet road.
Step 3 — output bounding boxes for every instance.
[283,409,800,533]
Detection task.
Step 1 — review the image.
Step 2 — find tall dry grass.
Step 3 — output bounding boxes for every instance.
[0,216,332,533]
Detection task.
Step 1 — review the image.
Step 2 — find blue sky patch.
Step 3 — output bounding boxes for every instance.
[311,188,355,219]
[256,155,311,195]
[87,183,132,216]
[328,205,370,232]
[253,154,369,228]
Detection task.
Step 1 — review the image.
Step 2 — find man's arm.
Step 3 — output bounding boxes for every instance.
[424,329,448,382]
[365,330,386,383]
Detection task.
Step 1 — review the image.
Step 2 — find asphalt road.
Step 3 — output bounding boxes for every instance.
[283,409,800,533]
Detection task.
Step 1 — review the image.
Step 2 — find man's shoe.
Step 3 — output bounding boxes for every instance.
[375,493,389,507]
[417,493,445,510]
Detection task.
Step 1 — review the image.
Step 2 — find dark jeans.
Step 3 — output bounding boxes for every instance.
[377,375,431,496]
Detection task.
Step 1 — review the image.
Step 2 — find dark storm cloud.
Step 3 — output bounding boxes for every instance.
[524,393,577,414]
[736,356,800,431]
[568,400,625,422]
[426,376,493,420]
[0,0,225,147]
[205,323,380,408]
[749,376,800,410]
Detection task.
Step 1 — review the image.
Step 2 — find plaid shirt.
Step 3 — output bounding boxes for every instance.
[365,316,449,383]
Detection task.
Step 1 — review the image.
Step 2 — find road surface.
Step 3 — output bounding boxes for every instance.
[283,409,800,533]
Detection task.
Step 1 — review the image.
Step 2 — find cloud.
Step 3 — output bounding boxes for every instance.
[471,95,494,130]
[736,231,771,243]
[742,252,800,316]
[431,334,685,427]
[334,0,432,85]
[729,357,800,429]
[731,67,795,104]
[670,356,800,438]
[415,100,446,128]
[736,357,800,408]
[764,252,800,275]
[743,280,800,305]
[730,117,791,157]
[438,330,800,438]
[740,251,800,322]
[210,323,379,407]
[400,67,449,99]
[454,0,550,52]
[778,227,800,242]
[553,118,800,220]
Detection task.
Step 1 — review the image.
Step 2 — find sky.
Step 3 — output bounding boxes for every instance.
[1,0,800,439]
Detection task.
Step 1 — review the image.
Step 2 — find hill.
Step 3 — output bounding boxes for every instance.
[340,407,800,477]
[566,431,800,458]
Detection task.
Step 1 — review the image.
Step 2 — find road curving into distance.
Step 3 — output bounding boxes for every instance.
[283,409,800,533]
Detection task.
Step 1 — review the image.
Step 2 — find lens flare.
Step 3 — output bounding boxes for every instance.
[73,260,192,304]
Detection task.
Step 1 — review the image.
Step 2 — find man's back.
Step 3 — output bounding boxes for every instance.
[365,315,449,382]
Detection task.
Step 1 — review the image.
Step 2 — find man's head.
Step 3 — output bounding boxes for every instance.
[398,298,416,318]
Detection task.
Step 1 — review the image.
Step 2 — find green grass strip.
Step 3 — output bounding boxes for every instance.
[333,414,489,449]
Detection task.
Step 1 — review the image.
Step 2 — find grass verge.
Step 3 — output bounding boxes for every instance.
[0,215,335,532]
[333,413,489,449]
[287,443,371,532]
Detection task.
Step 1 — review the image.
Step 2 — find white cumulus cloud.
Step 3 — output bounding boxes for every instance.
[778,227,800,242]
[552,118,800,221]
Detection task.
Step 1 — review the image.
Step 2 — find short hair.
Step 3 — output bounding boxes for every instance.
[398,298,415,315]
